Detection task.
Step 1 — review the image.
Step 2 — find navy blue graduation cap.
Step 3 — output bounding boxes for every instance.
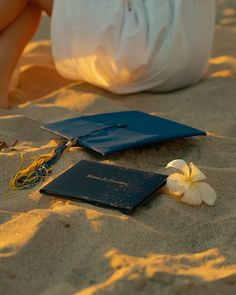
[42,111,206,156]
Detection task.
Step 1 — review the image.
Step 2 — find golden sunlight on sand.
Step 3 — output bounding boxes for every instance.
[209,55,236,77]
[76,248,236,295]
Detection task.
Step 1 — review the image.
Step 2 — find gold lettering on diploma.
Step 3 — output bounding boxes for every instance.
[86,174,128,187]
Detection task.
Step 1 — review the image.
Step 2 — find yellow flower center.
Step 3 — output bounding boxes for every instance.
[185,176,193,184]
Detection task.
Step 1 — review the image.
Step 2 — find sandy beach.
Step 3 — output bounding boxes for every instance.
[1,1,236,294]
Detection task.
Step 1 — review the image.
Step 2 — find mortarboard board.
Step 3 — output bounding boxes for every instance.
[41,111,206,156]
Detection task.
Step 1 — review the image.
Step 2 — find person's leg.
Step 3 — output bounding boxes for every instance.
[0,0,53,109]
[0,3,42,109]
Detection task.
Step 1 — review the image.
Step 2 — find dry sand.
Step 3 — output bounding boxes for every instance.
[1,1,236,294]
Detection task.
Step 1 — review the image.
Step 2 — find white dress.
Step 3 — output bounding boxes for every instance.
[51,0,215,94]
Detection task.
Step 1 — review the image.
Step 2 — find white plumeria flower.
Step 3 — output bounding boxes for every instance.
[166,159,217,206]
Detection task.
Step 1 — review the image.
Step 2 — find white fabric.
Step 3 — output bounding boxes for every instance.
[51,0,215,94]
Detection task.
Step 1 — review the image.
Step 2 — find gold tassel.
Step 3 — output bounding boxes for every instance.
[10,138,78,190]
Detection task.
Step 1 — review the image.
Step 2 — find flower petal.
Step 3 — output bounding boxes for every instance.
[189,163,207,182]
[181,186,203,206]
[194,182,217,206]
[166,159,190,177]
[166,173,189,196]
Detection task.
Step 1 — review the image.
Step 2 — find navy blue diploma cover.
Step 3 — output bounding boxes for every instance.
[41,111,206,156]
[40,160,167,213]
